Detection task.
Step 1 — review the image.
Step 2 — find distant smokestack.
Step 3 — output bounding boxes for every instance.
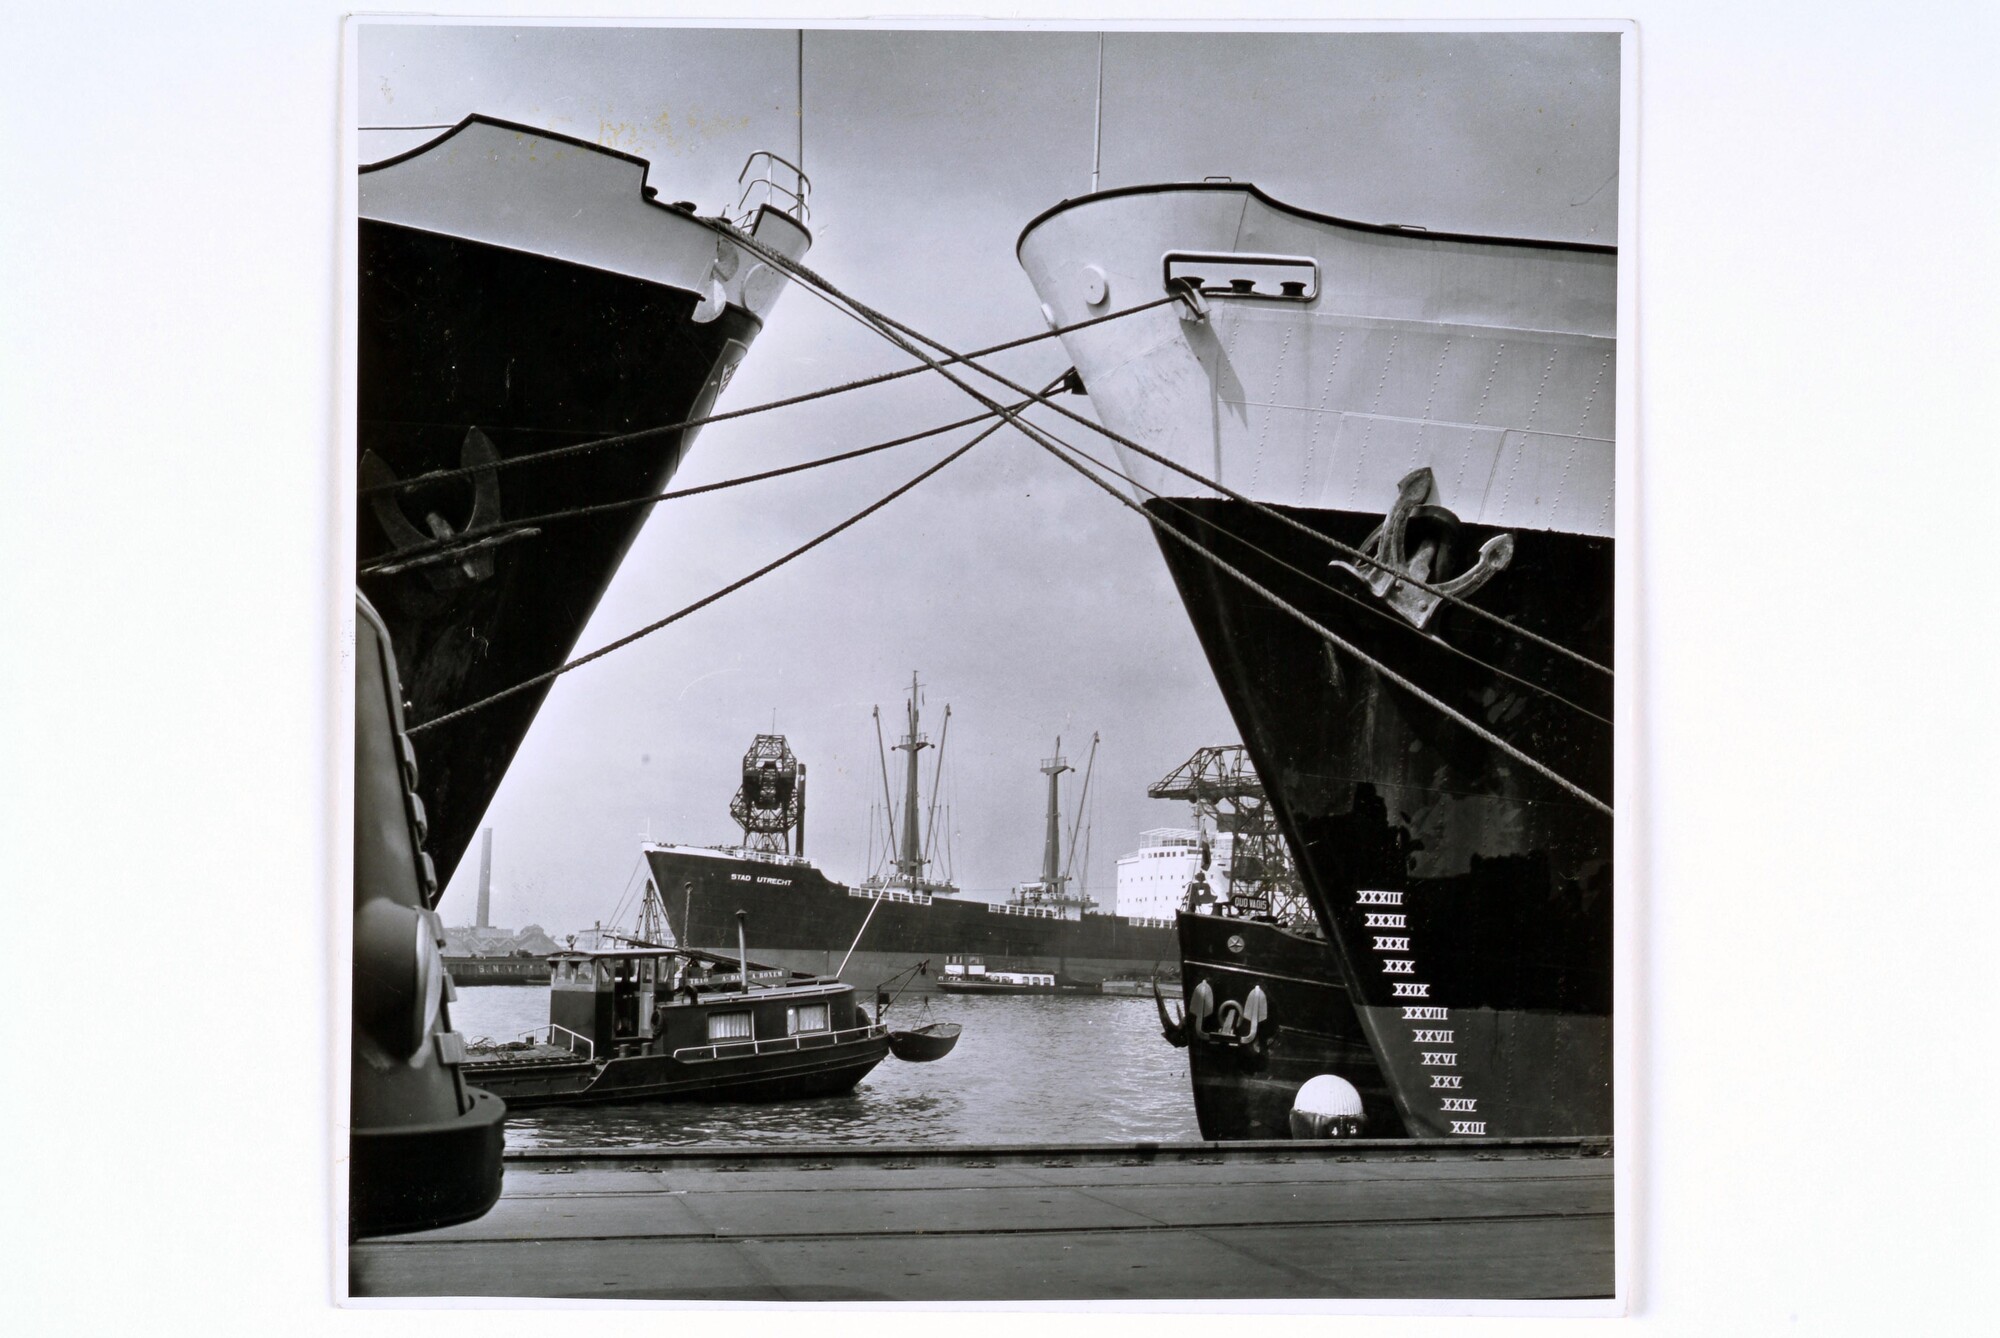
[475,828,493,929]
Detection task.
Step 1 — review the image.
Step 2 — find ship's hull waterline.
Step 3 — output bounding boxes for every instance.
[357,116,808,885]
[647,846,1179,995]
[1020,184,1615,1138]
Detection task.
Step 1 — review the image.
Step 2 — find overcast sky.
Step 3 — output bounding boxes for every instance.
[355,23,1620,934]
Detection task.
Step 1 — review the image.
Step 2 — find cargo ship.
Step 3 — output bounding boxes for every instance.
[646,679,1179,994]
[1021,184,1615,1138]
[357,115,811,886]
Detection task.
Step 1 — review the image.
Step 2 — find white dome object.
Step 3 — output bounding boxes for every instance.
[1289,1074,1365,1139]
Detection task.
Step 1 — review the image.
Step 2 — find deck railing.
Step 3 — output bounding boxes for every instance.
[671,1022,885,1064]
[848,885,933,906]
[732,151,811,229]
[517,1023,594,1062]
[988,902,1062,919]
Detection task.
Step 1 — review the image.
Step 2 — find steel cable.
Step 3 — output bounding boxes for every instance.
[359,401,1026,574]
[699,216,1612,679]
[1015,405,1611,727]
[689,223,1612,813]
[403,387,1051,736]
[359,293,1177,498]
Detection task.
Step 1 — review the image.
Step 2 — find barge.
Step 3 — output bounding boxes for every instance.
[461,925,890,1109]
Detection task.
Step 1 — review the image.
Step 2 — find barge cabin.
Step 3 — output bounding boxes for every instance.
[461,940,890,1107]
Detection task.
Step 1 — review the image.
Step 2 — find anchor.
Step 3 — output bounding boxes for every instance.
[1330,467,1514,629]
[1155,976,1212,1048]
[361,427,536,589]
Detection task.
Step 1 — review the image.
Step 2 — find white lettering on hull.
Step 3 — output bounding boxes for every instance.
[1372,936,1410,952]
[1363,913,1407,928]
[1449,1121,1487,1136]
[1382,959,1416,975]
[1411,1029,1453,1044]
[1401,1006,1448,1020]
[1390,982,1430,997]
[1356,890,1403,906]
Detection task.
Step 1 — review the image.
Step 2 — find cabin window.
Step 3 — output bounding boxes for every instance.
[595,961,613,985]
[787,1003,830,1035]
[706,1011,753,1042]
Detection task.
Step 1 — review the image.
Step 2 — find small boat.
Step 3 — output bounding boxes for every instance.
[461,912,890,1108]
[886,1022,962,1062]
[934,955,1100,996]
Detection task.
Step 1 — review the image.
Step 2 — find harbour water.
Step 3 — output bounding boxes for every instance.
[451,985,1200,1148]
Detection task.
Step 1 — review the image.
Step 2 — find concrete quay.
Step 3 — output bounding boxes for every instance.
[350,1137,1614,1302]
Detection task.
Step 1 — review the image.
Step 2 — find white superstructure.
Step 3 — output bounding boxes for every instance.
[1115,828,1235,919]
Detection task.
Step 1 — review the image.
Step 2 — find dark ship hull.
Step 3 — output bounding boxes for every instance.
[646,846,1179,994]
[1152,498,1612,1138]
[356,116,808,885]
[1169,911,1402,1140]
[1018,182,1618,1139]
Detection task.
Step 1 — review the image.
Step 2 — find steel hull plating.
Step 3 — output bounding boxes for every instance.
[1019,184,1616,1139]
[1154,498,1611,1137]
[359,222,760,884]
[357,118,807,885]
[647,847,1178,994]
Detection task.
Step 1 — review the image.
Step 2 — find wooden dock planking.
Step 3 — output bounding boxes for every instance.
[351,1140,1613,1301]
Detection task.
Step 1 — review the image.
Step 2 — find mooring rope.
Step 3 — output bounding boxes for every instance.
[1028,425,1613,815]
[359,293,1177,499]
[404,384,1055,736]
[1014,407,1611,727]
[699,216,1613,680]
[359,400,1026,574]
[691,222,1612,813]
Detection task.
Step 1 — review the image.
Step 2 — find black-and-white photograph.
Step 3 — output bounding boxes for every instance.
[14,0,2000,1331]
[343,19,1632,1305]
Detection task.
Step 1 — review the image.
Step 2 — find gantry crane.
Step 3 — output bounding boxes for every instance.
[1145,744,1308,922]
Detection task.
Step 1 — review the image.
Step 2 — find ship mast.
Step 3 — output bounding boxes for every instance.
[893,672,930,886]
[1039,738,1073,896]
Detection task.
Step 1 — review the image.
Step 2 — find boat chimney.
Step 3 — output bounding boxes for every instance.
[735,910,751,993]
[475,828,493,929]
